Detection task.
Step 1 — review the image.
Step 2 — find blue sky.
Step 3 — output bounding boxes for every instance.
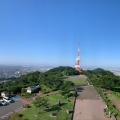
[0,0,120,68]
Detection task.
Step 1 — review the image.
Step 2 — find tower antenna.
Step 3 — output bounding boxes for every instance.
[75,43,82,73]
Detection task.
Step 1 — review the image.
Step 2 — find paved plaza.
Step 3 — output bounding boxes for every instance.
[73,86,111,120]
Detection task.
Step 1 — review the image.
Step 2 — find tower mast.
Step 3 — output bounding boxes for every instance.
[75,44,82,73]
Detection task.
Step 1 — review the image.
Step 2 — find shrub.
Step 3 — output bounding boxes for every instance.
[25,104,30,108]
[9,113,24,120]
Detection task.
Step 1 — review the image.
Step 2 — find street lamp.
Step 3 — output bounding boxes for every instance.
[57,100,61,120]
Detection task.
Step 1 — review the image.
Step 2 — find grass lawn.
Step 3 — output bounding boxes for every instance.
[100,88,120,119]
[20,93,74,120]
[65,75,88,86]
[105,90,120,111]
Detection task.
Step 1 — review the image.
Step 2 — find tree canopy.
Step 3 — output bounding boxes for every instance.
[83,68,120,89]
[0,66,79,94]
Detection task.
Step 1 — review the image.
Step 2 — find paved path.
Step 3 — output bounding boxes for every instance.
[73,86,111,120]
[0,100,25,120]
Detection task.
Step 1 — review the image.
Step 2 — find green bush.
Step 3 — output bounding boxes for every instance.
[9,113,25,120]
[113,91,120,98]
[25,104,30,108]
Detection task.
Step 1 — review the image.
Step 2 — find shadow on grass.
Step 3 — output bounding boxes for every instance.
[45,103,67,112]
[111,87,120,92]
[69,110,73,114]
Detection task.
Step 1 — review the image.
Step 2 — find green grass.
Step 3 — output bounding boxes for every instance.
[65,75,88,86]
[95,87,120,118]
[20,93,74,120]
[21,93,35,98]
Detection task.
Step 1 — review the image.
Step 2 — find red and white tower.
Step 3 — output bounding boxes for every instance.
[75,45,82,73]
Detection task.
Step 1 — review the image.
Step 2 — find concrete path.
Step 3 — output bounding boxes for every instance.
[0,100,25,120]
[73,86,111,120]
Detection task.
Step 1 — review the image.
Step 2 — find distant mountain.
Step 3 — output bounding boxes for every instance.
[93,68,105,73]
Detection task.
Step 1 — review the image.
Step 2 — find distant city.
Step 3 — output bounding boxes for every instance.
[0,65,53,80]
[0,65,120,81]
[109,69,120,76]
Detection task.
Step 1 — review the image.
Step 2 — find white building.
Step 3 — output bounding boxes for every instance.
[1,91,9,97]
[26,85,39,93]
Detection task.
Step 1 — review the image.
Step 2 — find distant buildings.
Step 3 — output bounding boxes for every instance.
[110,70,120,76]
[0,65,52,79]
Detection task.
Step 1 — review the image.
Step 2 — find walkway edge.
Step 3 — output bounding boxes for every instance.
[71,92,77,120]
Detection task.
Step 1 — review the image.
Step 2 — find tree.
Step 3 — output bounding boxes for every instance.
[60,81,74,98]
[33,97,49,114]
[61,81,74,89]
[21,88,27,94]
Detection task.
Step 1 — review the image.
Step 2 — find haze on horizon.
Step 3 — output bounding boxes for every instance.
[0,0,120,69]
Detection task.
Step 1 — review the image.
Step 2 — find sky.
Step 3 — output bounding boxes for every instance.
[0,0,120,69]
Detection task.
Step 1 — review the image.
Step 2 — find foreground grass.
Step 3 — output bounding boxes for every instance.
[65,75,88,86]
[95,87,120,119]
[20,93,74,120]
